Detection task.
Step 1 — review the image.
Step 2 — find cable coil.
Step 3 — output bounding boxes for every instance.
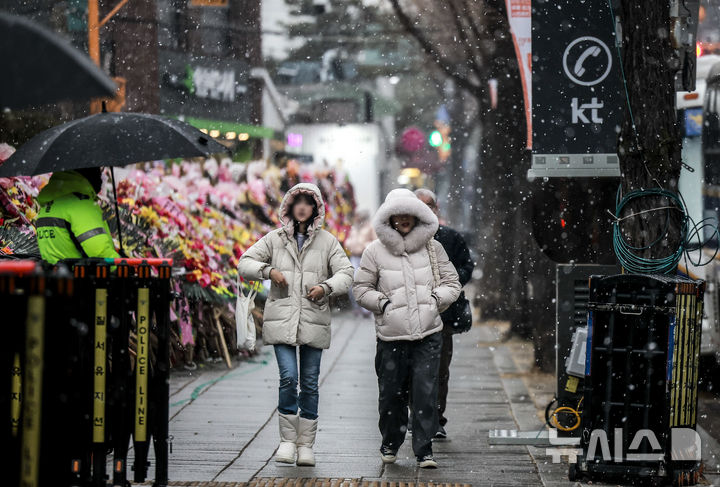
[612,187,720,274]
[545,396,584,432]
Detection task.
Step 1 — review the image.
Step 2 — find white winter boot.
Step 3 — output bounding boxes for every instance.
[275,413,298,464]
[296,417,318,466]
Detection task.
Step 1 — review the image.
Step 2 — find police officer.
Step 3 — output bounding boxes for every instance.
[35,168,119,264]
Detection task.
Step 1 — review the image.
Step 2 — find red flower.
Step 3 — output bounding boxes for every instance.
[198,273,211,288]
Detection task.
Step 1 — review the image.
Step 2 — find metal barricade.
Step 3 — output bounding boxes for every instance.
[3,258,173,487]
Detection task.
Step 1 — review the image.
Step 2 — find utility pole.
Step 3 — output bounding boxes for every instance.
[88,0,129,114]
[88,0,100,66]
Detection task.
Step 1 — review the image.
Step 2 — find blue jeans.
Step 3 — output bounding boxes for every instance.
[274,344,323,420]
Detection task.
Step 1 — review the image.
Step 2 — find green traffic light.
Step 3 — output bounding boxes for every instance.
[429,130,443,147]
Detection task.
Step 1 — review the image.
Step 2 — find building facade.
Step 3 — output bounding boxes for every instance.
[3,0,265,157]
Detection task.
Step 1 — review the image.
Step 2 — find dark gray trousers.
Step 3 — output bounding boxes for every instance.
[375,332,442,457]
[438,328,454,426]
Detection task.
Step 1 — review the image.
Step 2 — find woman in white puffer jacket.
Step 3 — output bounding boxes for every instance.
[353,188,460,469]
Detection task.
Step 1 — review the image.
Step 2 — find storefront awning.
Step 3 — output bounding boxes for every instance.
[182,117,276,139]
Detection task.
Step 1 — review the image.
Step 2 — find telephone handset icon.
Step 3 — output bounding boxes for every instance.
[574,46,601,77]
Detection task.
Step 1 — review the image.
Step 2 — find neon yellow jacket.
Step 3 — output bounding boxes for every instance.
[35,171,119,264]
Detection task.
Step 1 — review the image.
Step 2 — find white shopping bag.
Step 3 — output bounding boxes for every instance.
[235,278,259,351]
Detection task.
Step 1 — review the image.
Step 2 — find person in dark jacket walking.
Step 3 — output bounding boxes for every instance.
[415,189,475,439]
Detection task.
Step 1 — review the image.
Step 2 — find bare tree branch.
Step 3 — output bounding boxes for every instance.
[446,0,485,81]
[459,0,490,58]
[388,0,481,96]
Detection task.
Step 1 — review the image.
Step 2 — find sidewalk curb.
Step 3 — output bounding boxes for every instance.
[493,335,720,487]
[490,342,582,487]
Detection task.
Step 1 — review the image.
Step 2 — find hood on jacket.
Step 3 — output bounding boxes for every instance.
[373,188,438,255]
[278,183,326,236]
[37,170,97,204]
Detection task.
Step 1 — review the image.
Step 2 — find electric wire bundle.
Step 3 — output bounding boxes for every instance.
[612,187,720,274]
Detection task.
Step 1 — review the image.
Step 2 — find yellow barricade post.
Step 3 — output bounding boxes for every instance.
[20,295,45,487]
[93,288,108,443]
[11,353,21,437]
[135,287,149,442]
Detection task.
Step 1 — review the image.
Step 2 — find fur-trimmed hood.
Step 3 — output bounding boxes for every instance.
[372,188,438,255]
[278,183,325,238]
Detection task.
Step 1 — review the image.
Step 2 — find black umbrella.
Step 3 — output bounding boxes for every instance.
[0,111,228,176]
[0,110,229,254]
[0,12,117,109]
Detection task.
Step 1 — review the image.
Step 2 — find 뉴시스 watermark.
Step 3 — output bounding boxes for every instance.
[545,428,702,464]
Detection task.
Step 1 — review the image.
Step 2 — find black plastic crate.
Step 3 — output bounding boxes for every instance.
[575,274,705,484]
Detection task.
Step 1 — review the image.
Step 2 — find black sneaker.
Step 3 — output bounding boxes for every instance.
[434,425,447,439]
[380,445,397,464]
[417,454,438,468]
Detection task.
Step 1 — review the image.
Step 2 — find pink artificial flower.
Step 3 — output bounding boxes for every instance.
[0,143,15,163]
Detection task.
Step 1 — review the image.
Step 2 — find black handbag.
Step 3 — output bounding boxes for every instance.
[441,291,472,334]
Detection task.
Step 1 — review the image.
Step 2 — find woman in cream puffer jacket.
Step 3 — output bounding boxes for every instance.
[352,188,460,468]
[238,183,353,468]
[238,183,353,349]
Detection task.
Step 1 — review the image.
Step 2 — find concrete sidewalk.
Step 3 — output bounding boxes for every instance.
[493,327,720,487]
[133,312,719,487]
[145,312,551,486]
[126,314,720,487]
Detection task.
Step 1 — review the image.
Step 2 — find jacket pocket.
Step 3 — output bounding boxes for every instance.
[302,296,331,327]
[264,296,291,322]
[269,281,290,300]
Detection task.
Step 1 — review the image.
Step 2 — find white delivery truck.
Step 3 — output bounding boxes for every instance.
[677,54,720,365]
